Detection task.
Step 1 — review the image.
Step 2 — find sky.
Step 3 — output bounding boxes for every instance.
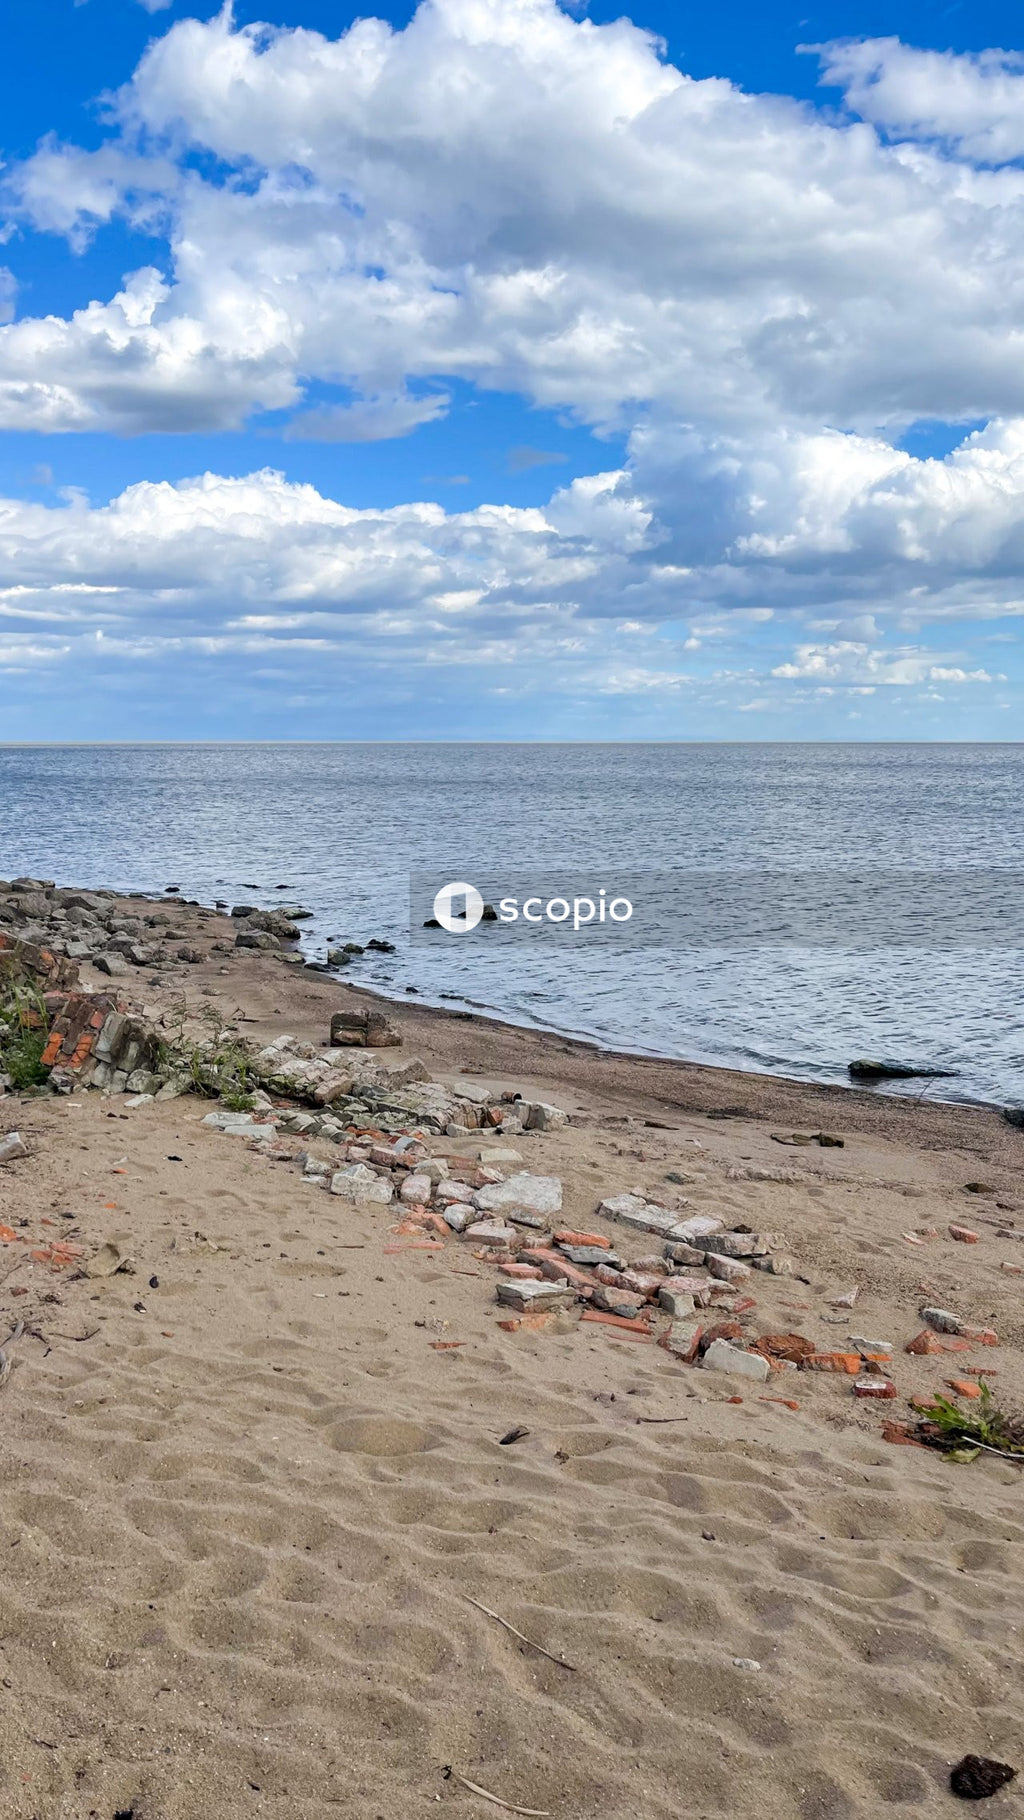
[1,0,1024,738]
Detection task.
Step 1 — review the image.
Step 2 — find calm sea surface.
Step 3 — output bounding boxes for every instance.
[1,744,1021,1105]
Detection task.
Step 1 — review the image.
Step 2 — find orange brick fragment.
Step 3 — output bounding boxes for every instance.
[945,1378,981,1399]
[881,1420,926,1447]
[801,1352,862,1374]
[906,1329,943,1355]
[580,1309,653,1336]
[949,1224,979,1244]
[553,1230,610,1249]
[497,1312,558,1334]
[760,1397,800,1411]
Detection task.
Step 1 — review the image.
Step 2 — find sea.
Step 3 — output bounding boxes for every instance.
[1,743,1021,1106]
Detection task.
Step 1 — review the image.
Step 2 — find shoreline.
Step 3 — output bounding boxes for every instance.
[1,875,1023,1815]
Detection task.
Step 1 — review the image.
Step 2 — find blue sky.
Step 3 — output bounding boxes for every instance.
[1,0,1023,737]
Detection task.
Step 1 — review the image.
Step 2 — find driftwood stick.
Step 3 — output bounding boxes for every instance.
[463,1593,576,1671]
[443,1768,551,1815]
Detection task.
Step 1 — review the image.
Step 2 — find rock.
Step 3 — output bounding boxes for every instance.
[658,1286,696,1318]
[853,1377,897,1399]
[203,1110,276,1136]
[599,1193,680,1237]
[949,1756,1016,1800]
[661,1319,704,1361]
[816,1132,845,1147]
[400,1173,432,1203]
[848,1059,957,1080]
[94,953,131,976]
[664,1240,707,1266]
[921,1305,963,1333]
[330,1010,402,1048]
[466,1219,520,1246]
[849,1335,893,1355]
[702,1340,770,1382]
[524,1102,570,1131]
[441,1204,474,1232]
[671,1213,725,1245]
[949,1224,980,1243]
[701,1231,766,1258]
[0,1131,29,1163]
[592,1285,645,1317]
[495,1279,572,1312]
[235,929,280,950]
[329,1164,394,1204]
[474,1173,562,1217]
[366,938,396,952]
[559,1244,618,1266]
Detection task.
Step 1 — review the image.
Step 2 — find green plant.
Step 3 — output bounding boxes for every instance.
[0,976,51,1089]
[915,1383,1024,1461]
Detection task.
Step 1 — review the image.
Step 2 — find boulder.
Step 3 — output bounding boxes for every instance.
[330,1010,402,1048]
[474,1173,563,1217]
[329,1164,394,1204]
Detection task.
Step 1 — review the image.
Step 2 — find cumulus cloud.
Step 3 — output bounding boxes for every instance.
[815,39,1024,164]
[7,0,1024,439]
[0,0,1023,721]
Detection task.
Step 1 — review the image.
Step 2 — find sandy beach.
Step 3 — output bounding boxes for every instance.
[0,887,1022,1819]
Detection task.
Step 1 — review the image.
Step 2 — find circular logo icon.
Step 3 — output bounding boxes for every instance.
[433,881,484,932]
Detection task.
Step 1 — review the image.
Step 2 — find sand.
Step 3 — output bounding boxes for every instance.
[0,896,1022,1818]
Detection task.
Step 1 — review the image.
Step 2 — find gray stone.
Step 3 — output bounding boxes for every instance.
[663,1241,708,1266]
[701,1340,770,1382]
[466,1219,520,1246]
[701,1231,767,1258]
[474,1173,563,1217]
[495,1279,572,1312]
[591,1284,645,1317]
[329,1164,394,1204]
[524,1102,570,1131]
[706,1254,751,1283]
[94,953,131,977]
[0,1131,29,1163]
[235,929,280,950]
[670,1213,725,1245]
[559,1245,620,1266]
[658,1287,696,1317]
[441,1204,475,1232]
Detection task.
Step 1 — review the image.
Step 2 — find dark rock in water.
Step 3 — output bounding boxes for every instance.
[342,943,365,955]
[366,938,396,953]
[848,1059,958,1081]
[164,885,180,893]
[950,1755,1016,1800]
[405,985,420,993]
[326,948,352,966]
[231,905,257,918]
[423,917,441,928]
[1004,1108,1024,1130]
[481,903,499,921]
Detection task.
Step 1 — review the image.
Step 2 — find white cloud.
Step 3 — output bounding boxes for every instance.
[284,389,450,442]
[7,0,1024,440]
[815,39,1024,164]
[770,640,1003,686]
[2,0,1024,704]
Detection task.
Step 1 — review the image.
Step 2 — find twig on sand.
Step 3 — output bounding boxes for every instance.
[462,1593,576,1672]
[442,1767,551,1815]
[0,1321,25,1389]
[635,1415,689,1424]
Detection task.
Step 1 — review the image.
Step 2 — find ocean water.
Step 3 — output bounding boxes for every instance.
[1,742,1021,1106]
